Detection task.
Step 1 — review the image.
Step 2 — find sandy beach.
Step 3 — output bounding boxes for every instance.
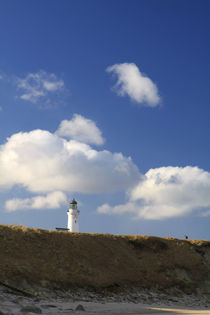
[1,297,210,315]
[1,281,210,315]
[36,301,210,315]
[46,301,210,315]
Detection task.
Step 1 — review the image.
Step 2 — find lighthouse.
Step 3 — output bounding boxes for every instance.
[67,198,80,232]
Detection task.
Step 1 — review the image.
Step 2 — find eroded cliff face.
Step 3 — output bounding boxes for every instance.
[0,225,210,295]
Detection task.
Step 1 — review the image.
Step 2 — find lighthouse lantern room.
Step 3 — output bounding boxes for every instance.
[67,198,80,232]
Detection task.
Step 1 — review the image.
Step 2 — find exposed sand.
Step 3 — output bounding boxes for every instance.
[64,302,210,314]
[69,302,210,315]
[1,299,210,315]
[1,284,210,314]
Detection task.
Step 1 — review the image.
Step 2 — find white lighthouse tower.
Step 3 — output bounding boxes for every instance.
[67,198,80,232]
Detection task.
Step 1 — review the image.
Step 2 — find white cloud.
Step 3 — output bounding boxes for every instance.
[0,122,140,196]
[97,166,210,220]
[106,63,160,107]
[16,70,65,106]
[56,114,104,145]
[5,191,67,212]
[97,202,140,215]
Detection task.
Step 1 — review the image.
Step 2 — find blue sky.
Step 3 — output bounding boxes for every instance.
[0,0,210,239]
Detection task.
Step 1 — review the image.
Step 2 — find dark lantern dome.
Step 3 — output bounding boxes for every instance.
[70,198,77,205]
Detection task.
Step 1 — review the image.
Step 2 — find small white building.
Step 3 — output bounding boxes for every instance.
[67,198,80,232]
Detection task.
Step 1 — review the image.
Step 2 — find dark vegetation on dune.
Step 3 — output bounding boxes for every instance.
[0,225,210,295]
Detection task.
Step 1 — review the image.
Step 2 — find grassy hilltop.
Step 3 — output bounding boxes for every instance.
[0,225,210,294]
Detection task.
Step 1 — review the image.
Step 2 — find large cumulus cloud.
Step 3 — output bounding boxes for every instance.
[3,114,210,217]
[98,166,210,219]
[56,114,104,145]
[0,120,140,201]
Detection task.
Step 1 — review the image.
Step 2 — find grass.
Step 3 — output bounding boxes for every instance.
[0,224,210,293]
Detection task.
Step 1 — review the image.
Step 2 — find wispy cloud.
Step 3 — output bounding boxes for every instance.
[15,70,65,108]
[5,191,67,212]
[56,114,105,145]
[98,166,210,220]
[106,63,160,107]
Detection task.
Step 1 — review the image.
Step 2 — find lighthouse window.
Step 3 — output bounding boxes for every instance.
[75,220,76,223]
